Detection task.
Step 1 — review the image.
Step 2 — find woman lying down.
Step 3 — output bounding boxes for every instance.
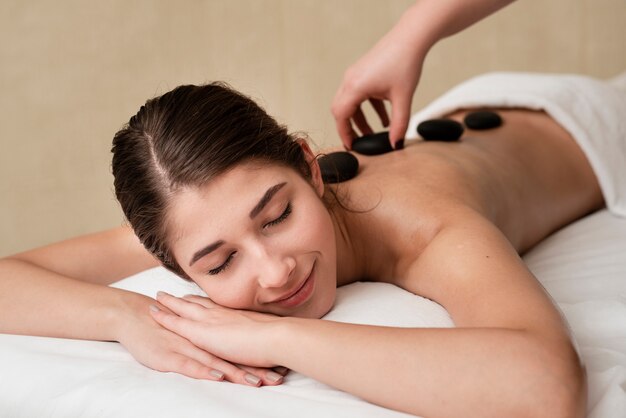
[2,71,625,418]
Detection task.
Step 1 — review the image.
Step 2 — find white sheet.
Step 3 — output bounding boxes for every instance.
[1,209,625,417]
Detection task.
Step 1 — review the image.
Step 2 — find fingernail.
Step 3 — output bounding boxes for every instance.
[244,374,261,386]
[266,371,283,383]
[273,366,289,375]
[209,369,224,380]
[156,291,167,298]
[395,139,404,150]
[149,305,160,313]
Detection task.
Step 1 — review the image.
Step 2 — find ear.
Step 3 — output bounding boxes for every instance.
[296,138,325,198]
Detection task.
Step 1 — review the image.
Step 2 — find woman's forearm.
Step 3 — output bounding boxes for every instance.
[0,257,144,341]
[273,319,584,418]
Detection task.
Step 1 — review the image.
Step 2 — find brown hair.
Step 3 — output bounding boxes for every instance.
[111,82,314,279]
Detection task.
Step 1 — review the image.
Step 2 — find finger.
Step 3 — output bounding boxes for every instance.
[150,304,201,341]
[333,114,358,150]
[389,92,412,148]
[177,343,263,387]
[153,301,175,315]
[352,105,374,137]
[331,94,361,150]
[273,366,290,376]
[182,294,218,309]
[152,310,263,387]
[156,291,207,321]
[238,364,285,386]
[159,351,225,381]
[369,98,390,127]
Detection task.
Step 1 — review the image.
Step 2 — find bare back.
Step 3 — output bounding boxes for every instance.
[329,108,604,283]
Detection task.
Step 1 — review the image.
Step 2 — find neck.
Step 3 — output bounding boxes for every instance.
[328,197,368,286]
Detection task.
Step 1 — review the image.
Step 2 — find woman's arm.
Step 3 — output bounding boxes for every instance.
[3,225,158,286]
[153,212,585,417]
[0,227,284,386]
[0,225,159,339]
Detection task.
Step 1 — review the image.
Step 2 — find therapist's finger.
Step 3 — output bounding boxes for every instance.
[369,98,390,128]
[352,105,374,137]
[331,93,361,149]
[333,112,358,150]
[389,92,411,149]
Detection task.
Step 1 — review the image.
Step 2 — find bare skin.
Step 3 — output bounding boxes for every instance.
[332,0,516,148]
[331,108,603,286]
[151,108,599,417]
[0,108,601,417]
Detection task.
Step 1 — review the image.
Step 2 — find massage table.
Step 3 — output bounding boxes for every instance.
[1,208,624,417]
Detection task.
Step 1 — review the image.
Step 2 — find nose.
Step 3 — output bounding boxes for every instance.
[256,250,296,289]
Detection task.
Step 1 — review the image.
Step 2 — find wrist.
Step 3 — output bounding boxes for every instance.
[389,1,439,58]
[265,316,305,367]
[108,288,153,343]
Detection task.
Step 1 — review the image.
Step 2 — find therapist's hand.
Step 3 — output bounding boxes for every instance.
[332,23,425,151]
[115,292,287,386]
[332,0,515,151]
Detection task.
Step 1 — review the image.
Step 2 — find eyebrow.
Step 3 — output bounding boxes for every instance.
[188,182,287,267]
[248,182,286,219]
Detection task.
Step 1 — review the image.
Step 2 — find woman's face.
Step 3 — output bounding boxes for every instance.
[168,157,338,319]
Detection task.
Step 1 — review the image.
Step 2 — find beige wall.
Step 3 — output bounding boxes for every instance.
[1,0,625,257]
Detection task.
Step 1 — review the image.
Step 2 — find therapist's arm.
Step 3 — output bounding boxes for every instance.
[332,0,516,149]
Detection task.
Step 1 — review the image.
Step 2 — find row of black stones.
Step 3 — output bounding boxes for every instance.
[319,110,502,183]
[417,110,502,142]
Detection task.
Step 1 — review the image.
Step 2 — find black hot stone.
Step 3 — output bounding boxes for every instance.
[318,151,359,184]
[464,110,502,130]
[352,131,393,155]
[417,119,464,141]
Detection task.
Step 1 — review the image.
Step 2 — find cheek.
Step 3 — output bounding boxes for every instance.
[305,202,338,317]
[298,200,336,278]
[195,279,254,310]
[296,200,335,249]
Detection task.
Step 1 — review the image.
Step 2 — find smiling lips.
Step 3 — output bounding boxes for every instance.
[271,262,316,308]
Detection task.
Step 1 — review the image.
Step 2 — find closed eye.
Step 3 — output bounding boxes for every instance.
[207,252,236,276]
[206,202,292,276]
[264,202,292,228]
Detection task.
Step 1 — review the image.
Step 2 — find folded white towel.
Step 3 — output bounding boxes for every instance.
[407,72,626,217]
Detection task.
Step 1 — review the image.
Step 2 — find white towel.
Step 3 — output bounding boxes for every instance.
[406,72,626,217]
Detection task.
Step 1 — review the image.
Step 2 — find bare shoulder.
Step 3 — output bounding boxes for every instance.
[395,206,570,338]
[3,225,160,285]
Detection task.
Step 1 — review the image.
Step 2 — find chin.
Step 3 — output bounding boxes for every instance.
[306,288,337,319]
[314,303,334,319]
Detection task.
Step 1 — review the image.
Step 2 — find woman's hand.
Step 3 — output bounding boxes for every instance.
[149,292,283,370]
[115,292,286,386]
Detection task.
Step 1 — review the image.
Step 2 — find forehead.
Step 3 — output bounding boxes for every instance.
[167,161,303,242]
